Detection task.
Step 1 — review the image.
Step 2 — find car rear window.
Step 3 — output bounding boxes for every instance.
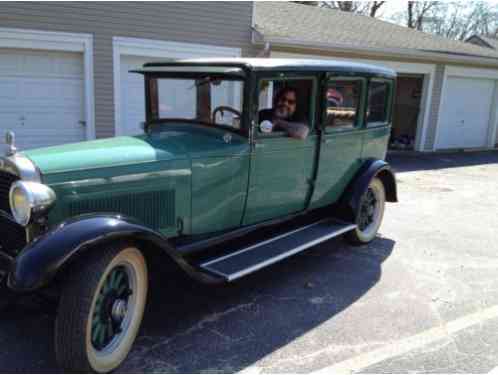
[325,80,362,130]
[367,81,390,125]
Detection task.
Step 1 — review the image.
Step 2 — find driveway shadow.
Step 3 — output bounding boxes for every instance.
[387,150,498,173]
[0,237,394,373]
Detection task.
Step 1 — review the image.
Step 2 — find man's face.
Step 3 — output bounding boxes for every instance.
[275,91,297,120]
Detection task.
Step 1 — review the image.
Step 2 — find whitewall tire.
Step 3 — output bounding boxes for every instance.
[346,177,386,245]
[55,244,148,373]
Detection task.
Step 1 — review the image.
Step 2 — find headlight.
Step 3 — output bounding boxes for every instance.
[9,181,56,226]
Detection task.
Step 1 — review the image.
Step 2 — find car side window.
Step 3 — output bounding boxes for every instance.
[367,80,390,125]
[257,78,314,137]
[325,80,362,130]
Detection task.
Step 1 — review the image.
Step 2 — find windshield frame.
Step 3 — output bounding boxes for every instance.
[144,72,250,137]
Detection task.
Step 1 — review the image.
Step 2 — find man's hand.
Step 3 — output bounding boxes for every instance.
[274,119,310,140]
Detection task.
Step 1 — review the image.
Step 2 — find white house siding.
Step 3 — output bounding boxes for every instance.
[423,65,445,151]
[0,2,254,140]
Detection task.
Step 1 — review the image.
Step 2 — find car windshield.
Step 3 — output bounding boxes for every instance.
[148,76,244,131]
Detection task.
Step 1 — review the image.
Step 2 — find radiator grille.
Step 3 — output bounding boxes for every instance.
[0,171,19,216]
[69,190,176,230]
[0,212,26,255]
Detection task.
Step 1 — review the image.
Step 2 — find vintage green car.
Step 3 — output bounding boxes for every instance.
[0,58,397,372]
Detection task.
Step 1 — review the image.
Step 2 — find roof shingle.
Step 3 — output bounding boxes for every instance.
[254,2,498,60]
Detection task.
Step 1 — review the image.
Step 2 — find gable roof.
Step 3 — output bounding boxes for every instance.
[253,2,498,65]
[466,35,498,50]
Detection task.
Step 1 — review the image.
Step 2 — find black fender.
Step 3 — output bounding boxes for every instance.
[339,159,397,221]
[8,214,221,292]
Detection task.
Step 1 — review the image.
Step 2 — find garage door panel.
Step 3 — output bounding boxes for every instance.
[437,76,494,149]
[0,49,85,151]
[0,79,21,108]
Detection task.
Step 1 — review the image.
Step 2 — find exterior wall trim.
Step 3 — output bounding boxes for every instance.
[112,36,241,136]
[261,37,498,69]
[270,50,435,152]
[434,65,498,150]
[0,27,95,142]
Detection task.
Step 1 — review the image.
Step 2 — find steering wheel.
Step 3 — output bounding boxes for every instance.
[212,106,241,124]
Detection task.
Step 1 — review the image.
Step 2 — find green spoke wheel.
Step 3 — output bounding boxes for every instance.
[346,177,386,245]
[55,244,148,373]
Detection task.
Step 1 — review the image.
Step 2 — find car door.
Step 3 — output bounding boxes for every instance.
[309,75,366,209]
[243,75,318,225]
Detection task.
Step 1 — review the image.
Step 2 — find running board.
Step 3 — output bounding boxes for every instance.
[199,218,356,282]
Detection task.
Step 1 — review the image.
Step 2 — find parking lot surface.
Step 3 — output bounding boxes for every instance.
[1,151,498,373]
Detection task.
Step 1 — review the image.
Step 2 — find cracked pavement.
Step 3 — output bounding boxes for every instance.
[1,151,498,373]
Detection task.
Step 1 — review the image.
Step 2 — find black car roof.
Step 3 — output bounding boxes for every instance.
[139,58,396,78]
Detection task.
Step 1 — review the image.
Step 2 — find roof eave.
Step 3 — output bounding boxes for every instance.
[257,36,498,69]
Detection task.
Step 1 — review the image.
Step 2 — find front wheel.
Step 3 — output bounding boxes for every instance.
[55,244,148,373]
[346,177,386,245]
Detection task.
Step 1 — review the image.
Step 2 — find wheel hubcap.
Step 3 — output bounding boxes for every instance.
[359,188,378,231]
[111,299,128,323]
[91,266,133,351]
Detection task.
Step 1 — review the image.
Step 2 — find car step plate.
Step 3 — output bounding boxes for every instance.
[199,218,357,282]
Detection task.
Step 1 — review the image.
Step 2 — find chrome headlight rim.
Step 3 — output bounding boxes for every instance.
[9,181,56,226]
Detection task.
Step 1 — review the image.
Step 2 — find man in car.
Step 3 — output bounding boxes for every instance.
[259,87,310,140]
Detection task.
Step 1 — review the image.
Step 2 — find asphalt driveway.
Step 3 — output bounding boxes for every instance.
[1,150,498,373]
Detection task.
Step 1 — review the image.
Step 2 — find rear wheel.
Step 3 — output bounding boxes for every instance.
[55,244,148,373]
[346,177,386,245]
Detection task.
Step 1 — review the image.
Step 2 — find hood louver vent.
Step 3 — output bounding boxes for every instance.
[69,190,175,230]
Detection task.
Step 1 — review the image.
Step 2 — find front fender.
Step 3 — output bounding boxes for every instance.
[8,214,213,292]
[340,159,398,220]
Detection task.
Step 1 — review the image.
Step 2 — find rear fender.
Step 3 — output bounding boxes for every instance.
[339,159,397,220]
[8,214,220,292]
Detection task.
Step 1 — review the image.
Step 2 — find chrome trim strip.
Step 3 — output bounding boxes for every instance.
[202,222,357,282]
[49,168,192,188]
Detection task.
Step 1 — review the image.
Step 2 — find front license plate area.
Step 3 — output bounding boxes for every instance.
[0,249,13,280]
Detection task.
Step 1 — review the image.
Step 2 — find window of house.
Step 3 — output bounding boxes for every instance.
[325,80,362,130]
[367,80,390,125]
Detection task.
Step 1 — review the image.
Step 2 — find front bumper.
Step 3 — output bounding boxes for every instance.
[0,249,14,292]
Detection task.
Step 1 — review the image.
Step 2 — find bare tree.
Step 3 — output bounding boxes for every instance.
[369,1,386,18]
[321,1,386,18]
[389,1,498,41]
[292,1,320,6]
[407,1,436,30]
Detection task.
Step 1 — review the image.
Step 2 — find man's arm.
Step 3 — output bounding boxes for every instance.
[274,120,310,140]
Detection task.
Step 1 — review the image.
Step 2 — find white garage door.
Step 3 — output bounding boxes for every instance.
[437,76,494,149]
[0,49,85,153]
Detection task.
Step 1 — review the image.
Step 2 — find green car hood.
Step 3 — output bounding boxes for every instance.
[23,124,248,177]
[23,135,182,176]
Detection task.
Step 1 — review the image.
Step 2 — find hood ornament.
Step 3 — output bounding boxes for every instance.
[5,131,17,156]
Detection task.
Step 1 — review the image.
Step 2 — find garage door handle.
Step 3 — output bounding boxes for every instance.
[79,121,87,127]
